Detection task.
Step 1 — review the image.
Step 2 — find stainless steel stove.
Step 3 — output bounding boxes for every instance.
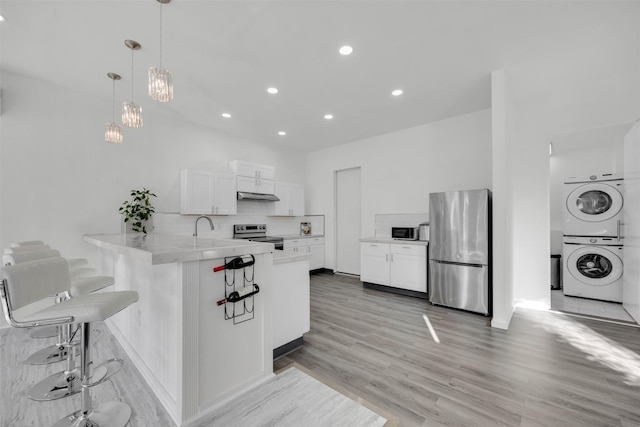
[233,224,284,250]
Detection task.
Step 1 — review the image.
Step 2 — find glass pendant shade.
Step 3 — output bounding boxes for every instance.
[122,40,143,128]
[122,101,143,128]
[148,66,173,102]
[105,122,123,144]
[106,72,123,144]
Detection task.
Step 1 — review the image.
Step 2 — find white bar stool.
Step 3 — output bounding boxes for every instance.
[1,257,138,427]
[3,250,114,388]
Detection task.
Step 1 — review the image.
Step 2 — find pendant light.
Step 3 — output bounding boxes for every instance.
[148,0,173,102]
[122,39,143,128]
[105,73,123,144]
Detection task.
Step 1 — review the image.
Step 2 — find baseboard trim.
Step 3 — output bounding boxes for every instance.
[273,336,304,360]
[362,282,429,300]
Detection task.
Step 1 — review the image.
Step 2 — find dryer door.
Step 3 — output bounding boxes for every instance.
[566,246,623,286]
[566,182,623,222]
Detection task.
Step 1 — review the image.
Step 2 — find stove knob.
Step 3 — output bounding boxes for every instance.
[590,238,597,243]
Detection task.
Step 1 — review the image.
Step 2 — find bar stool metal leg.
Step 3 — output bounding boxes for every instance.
[52,323,131,427]
[29,324,107,401]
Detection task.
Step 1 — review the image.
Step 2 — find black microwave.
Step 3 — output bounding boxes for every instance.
[391,227,418,240]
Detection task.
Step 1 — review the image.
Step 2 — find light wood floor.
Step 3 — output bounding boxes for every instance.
[275,272,640,427]
[3,273,640,426]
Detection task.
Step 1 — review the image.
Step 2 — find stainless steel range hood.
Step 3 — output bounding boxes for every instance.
[237,191,280,202]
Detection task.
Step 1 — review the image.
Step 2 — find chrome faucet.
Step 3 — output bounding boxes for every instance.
[194,216,214,237]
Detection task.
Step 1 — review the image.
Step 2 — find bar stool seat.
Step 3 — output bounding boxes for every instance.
[16,291,137,325]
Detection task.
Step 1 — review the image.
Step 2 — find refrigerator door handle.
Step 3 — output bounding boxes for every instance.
[432,259,485,268]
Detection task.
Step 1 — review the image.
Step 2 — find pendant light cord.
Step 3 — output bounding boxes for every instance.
[130,47,135,100]
[112,79,116,121]
[159,4,163,67]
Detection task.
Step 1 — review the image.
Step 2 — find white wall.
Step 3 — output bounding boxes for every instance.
[305,108,492,271]
[549,123,630,253]
[0,71,306,269]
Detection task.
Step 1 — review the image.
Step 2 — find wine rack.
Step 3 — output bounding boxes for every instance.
[220,254,258,325]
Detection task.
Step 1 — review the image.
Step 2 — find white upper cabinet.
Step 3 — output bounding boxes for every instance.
[180,169,237,215]
[236,175,276,194]
[229,160,275,181]
[230,160,276,194]
[270,182,305,216]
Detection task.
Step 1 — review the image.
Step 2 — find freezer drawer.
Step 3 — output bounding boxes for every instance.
[429,260,489,315]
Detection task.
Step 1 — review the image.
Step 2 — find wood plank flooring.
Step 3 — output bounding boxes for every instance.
[274,272,640,427]
[3,272,640,426]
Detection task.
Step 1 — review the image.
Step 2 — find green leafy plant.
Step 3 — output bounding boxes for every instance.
[119,188,157,234]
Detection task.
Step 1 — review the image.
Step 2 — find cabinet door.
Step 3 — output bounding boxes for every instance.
[180,170,213,214]
[257,164,276,181]
[360,243,390,285]
[257,179,275,195]
[309,244,324,270]
[389,251,427,292]
[272,182,291,216]
[236,176,257,193]
[230,160,258,178]
[212,173,237,215]
[289,184,305,216]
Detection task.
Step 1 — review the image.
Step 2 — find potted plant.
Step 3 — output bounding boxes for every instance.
[119,188,157,234]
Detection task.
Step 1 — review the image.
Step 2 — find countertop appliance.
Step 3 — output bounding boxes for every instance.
[429,189,491,315]
[418,222,429,241]
[563,235,623,302]
[233,224,284,250]
[391,227,418,240]
[563,174,624,238]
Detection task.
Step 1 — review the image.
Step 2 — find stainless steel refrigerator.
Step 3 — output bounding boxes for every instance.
[429,189,491,315]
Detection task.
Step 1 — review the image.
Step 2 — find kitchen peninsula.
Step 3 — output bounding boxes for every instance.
[83,233,275,426]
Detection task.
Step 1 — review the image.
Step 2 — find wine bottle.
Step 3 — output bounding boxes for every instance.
[216,284,260,306]
[213,255,255,273]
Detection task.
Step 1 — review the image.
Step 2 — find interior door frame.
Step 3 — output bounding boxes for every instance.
[333,166,362,275]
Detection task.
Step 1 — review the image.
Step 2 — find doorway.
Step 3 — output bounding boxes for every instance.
[335,167,361,275]
[549,125,635,324]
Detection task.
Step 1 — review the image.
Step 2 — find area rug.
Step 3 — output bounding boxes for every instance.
[193,363,394,426]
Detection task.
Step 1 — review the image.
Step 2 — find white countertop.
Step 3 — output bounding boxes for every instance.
[84,233,274,265]
[278,234,324,240]
[360,237,429,246]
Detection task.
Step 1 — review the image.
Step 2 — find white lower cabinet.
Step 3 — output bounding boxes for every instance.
[360,242,427,292]
[284,237,325,270]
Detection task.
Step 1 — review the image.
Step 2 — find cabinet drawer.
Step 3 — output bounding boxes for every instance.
[390,244,426,256]
[361,242,390,256]
[308,237,324,246]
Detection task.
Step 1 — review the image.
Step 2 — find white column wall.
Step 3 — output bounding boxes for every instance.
[305,109,493,272]
[490,70,514,329]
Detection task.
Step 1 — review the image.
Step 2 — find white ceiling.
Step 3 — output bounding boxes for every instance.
[1,1,638,152]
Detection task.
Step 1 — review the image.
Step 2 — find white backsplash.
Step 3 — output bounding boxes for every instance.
[153,201,324,238]
[374,213,428,238]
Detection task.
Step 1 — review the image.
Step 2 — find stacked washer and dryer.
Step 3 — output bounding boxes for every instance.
[562,174,624,302]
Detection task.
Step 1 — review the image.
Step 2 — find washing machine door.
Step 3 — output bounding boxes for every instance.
[566,182,623,222]
[566,246,623,286]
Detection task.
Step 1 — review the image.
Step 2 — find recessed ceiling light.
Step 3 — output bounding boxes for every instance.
[0,15,5,22]
[267,87,278,94]
[278,131,286,136]
[324,114,334,120]
[339,46,353,56]
[221,112,231,118]
[391,89,403,96]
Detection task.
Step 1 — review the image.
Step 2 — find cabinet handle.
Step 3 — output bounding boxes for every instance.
[403,246,411,249]
[385,254,388,262]
[371,244,377,247]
